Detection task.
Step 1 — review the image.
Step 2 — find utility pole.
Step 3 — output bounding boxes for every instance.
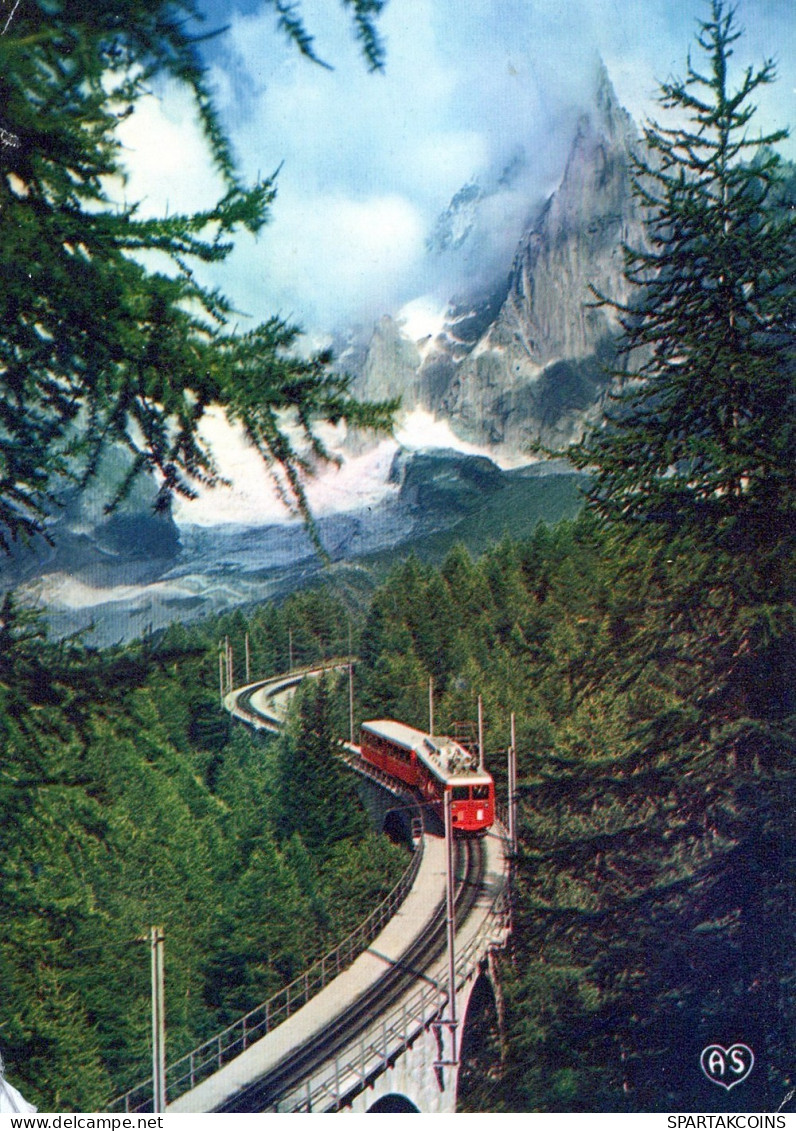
[429,676,434,736]
[509,712,518,856]
[218,650,224,702]
[150,926,166,1113]
[477,695,484,770]
[288,626,293,672]
[348,660,355,745]
[245,632,250,684]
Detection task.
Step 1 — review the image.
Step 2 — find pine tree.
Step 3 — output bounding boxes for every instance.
[0,1,394,553]
[506,3,796,1111]
[570,0,794,557]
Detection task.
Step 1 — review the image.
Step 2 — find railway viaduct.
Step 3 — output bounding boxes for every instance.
[114,666,512,1115]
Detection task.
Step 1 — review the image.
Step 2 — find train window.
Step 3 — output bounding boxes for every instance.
[452,786,470,801]
[472,785,490,800]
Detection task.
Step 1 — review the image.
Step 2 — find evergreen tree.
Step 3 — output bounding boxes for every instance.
[277,675,366,854]
[505,3,796,1111]
[570,1,793,557]
[205,832,314,1018]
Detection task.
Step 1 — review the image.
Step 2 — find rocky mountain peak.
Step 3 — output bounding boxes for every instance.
[487,58,641,369]
[593,56,637,144]
[355,61,647,456]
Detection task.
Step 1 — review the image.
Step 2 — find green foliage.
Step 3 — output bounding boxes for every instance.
[204,832,316,1018]
[0,593,406,1111]
[569,0,794,557]
[0,0,394,553]
[355,5,794,1112]
[268,0,386,71]
[275,674,368,854]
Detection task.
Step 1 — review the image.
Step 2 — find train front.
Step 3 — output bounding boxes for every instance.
[418,733,495,835]
[447,770,494,834]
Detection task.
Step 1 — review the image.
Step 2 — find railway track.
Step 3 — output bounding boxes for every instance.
[116,667,507,1116]
[232,675,305,731]
[216,834,487,1112]
[191,667,501,1113]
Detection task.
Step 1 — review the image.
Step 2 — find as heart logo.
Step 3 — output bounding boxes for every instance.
[700,1044,754,1090]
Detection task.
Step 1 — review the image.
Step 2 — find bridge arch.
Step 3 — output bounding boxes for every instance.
[382,806,412,845]
[367,1094,420,1113]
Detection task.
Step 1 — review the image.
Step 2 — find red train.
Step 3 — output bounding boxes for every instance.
[359,719,494,834]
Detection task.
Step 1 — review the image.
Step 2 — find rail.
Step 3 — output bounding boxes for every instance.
[111,663,418,1115]
[112,827,424,1114]
[227,661,351,732]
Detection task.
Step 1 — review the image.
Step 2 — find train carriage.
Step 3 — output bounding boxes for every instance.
[360,719,494,834]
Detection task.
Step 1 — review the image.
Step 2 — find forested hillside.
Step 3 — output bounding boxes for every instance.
[355,503,792,1111]
[0,592,405,1111]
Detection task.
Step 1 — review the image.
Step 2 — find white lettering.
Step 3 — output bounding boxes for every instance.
[730,1047,747,1074]
[709,1049,726,1076]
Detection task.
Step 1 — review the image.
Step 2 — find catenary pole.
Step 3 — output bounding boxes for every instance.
[349,661,355,745]
[443,791,458,1065]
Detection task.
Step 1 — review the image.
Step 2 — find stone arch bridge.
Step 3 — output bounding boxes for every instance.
[114,666,512,1114]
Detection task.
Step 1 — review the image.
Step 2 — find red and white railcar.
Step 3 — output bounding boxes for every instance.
[360,719,494,834]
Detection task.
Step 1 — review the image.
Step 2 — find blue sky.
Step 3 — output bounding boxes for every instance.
[118,0,795,341]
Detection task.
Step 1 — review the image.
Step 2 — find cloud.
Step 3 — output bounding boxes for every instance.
[239,191,427,329]
[169,408,400,526]
[115,80,226,218]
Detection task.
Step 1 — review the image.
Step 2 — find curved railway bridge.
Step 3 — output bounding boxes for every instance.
[116,665,512,1114]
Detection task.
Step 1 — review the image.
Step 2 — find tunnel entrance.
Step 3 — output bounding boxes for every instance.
[457,969,503,1111]
[367,1094,420,1112]
[382,807,411,845]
